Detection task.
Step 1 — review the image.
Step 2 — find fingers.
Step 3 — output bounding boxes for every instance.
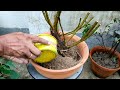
[27,43,41,56]
[17,58,29,64]
[25,34,50,45]
[23,49,37,60]
[3,42,26,57]
[11,45,38,60]
[4,44,38,60]
[11,57,24,64]
[3,55,28,64]
[2,33,45,61]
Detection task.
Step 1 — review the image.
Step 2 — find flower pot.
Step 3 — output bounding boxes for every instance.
[89,46,120,78]
[30,33,89,79]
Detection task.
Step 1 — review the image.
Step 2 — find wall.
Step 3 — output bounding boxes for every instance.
[0,11,120,34]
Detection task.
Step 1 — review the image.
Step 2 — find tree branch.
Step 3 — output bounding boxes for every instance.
[53,11,61,31]
[42,11,54,31]
[67,21,99,48]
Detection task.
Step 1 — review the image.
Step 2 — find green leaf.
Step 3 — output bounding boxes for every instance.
[9,70,20,79]
[0,65,11,74]
[5,61,16,69]
[0,59,20,79]
[1,66,20,79]
[82,24,91,35]
[0,64,3,69]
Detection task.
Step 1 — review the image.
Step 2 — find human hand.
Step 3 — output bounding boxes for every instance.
[0,32,50,64]
[3,55,29,64]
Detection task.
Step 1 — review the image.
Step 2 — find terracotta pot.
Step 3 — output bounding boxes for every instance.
[30,33,89,79]
[89,46,120,78]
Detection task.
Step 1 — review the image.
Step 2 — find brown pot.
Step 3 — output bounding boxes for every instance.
[30,33,89,79]
[89,46,120,78]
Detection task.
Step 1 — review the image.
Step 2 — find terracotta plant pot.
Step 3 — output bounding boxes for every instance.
[89,46,120,78]
[30,33,89,79]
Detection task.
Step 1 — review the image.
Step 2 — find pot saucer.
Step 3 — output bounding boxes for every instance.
[27,63,83,79]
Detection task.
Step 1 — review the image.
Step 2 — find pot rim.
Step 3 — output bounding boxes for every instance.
[89,46,120,70]
[30,34,89,72]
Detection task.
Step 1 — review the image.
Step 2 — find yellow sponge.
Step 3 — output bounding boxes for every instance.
[34,34,58,63]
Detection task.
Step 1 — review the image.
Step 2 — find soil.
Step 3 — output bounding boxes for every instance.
[92,51,119,69]
[39,46,81,70]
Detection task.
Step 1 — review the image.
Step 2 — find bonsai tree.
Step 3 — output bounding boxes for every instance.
[89,17,120,78]
[30,11,101,79]
[42,11,100,56]
[36,11,100,69]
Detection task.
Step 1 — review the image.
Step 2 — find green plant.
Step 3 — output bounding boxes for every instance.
[94,18,120,58]
[42,11,100,56]
[0,57,20,79]
[89,18,120,78]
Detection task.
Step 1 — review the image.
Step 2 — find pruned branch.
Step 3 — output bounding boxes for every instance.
[64,12,92,36]
[65,18,81,44]
[42,11,54,31]
[67,21,100,48]
[64,18,82,35]
[53,11,61,31]
[58,17,66,44]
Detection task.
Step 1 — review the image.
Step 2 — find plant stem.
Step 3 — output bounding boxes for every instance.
[108,34,119,53]
[52,11,62,40]
[64,12,93,36]
[109,41,120,58]
[109,38,119,54]
[65,13,93,45]
[53,11,61,31]
[78,12,90,29]
[82,17,94,28]
[42,11,67,55]
[100,33,106,48]
[63,18,82,36]
[42,11,54,32]
[65,18,81,44]
[67,21,99,48]
[84,23,100,40]
[58,17,66,44]
[79,21,98,42]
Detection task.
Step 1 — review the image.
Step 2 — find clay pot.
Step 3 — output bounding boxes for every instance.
[89,46,120,78]
[30,33,89,79]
